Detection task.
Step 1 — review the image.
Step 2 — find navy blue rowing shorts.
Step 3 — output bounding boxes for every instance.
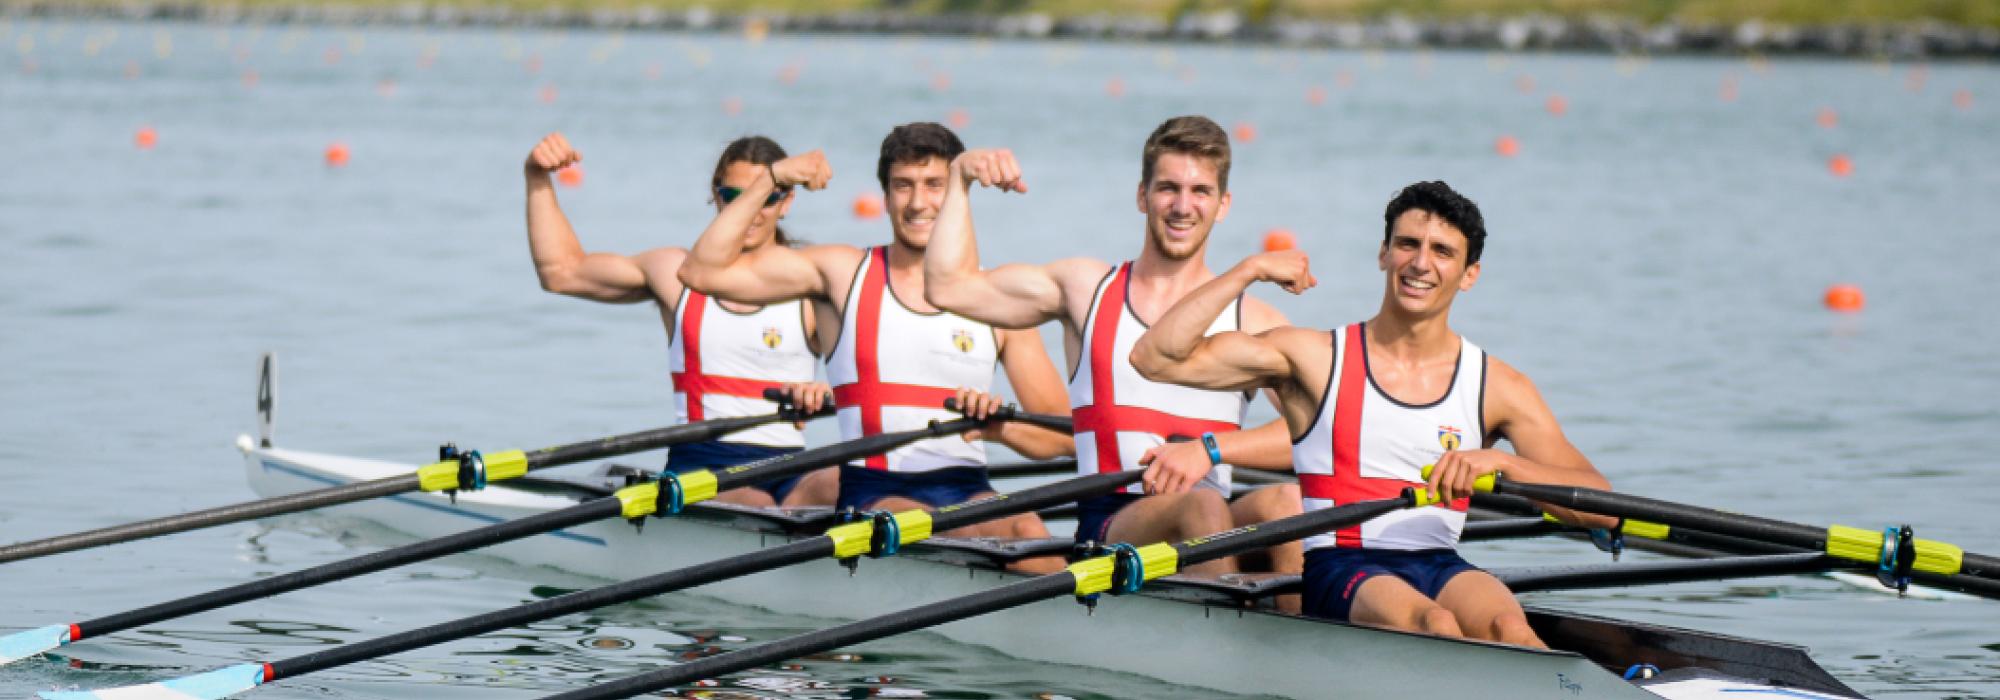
[1301,547,1480,622]
[836,464,994,511]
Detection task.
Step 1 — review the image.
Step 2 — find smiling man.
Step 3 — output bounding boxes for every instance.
[1130,181,1616,644]
[676,123,1073,573]
[922,116,1304,593]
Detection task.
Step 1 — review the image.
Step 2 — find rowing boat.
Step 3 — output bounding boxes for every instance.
[238,434,1866,700]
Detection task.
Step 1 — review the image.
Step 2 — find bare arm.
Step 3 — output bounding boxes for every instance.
[523,133,652,303]
[1425,358,1617,528]
[985,327,1075,460]
[677,151,837,305]
[1130,250,1317,393]
[924,148,1094,329]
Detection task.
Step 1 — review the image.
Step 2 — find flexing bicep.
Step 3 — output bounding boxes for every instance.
[1133,328,1292,393]
[678,243,828,305]
[540,252,652,303]
[928,261,1069,329]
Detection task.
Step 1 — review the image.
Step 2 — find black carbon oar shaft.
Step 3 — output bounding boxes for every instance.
[0,410,805,566]
[67,413,1016,641]
[1495,480,2000,593]
[537,495,1414,700]
[269,469,1139,680]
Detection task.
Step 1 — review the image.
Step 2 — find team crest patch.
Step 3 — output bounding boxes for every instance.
[761,327,783,349]
[951,328,976,353]
[1437,426,1462,451]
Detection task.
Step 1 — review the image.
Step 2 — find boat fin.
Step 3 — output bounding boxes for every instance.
[39,662,266,700]
[256,352,276,448]
[0,624,71,666]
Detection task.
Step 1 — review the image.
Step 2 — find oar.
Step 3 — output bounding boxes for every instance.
[526,491,1427,700]
[0,390,827,566]
[1495,553,1847,594]
[41,470,1143,700]
[1470,475,2000,598]
[0,408,1057,667]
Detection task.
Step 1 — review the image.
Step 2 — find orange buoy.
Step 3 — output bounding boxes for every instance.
[1305,85,1327,105]
[722,96,743,116]
[134,126,158,149]
[644,62,663,80]
[930,72,951,92]
[1545,94,1568,116]
[523,54,541,74]
[1823,284,1864,312]
[777,63,801,85]
[1953,89,1973,110]
[1233,122,1257,144]
[324,142,350,167]
[1815,107,1837,128]
[1262,228,1297,252]
[376,78,397,98]
[1335,69,1354,88]
[323,46,342,66]
[852,193,884,220]
[1104,77,1125,99]
[556,164,583,187]
[241,69,258,88]
[1719,77,1738,102]
[1827,154,1853,177]
[1514,75,1535,93]
[946,108,970,129]
[1494,135,1520,158]
[538,84,558,104]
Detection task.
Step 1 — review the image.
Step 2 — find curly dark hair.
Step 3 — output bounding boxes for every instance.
[711,135,797,247]
[1382,181,1486,265]
[876,122,966,190]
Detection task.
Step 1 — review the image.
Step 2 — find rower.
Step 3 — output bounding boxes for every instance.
[522,132,838,508]
[922,116,1304,597]
[1130,181,1616,645]
[676,123,1074,573]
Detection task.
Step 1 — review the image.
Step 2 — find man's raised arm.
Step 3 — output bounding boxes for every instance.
[924,149,1099,329]
[677,151,835,305]
[523,133,654,303]
[1131,250,1317,393]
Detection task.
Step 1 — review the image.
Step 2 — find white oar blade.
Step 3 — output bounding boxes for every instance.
[0,624,71,665]
[39,663,265,700]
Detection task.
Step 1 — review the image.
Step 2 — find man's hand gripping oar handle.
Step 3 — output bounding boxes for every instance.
[941,397,1075,434]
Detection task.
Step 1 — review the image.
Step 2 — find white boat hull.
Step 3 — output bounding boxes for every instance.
[240,441,1861,700]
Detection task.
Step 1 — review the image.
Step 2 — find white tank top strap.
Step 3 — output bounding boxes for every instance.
[1292,322,1486,551]
[827,247,997,472]
[667,288,818,447]
[1069,262,1248,495]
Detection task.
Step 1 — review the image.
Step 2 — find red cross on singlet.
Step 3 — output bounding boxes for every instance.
[1073,263,1239,474]
[1299,323,1469,548]
[670,291,788,422]
[831,247,960,470]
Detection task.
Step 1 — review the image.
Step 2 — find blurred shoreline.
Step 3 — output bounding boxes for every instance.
[7,2,1999,60]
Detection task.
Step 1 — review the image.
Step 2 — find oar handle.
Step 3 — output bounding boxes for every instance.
[940,398,1074,434]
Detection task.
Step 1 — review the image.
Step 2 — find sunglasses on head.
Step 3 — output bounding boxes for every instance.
[716,186,791,207]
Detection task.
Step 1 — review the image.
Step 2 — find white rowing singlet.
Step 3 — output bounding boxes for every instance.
[1292,323,1485,551]
[1070,262,1247,495]
[827,247,997,472]
[668,289,818,447]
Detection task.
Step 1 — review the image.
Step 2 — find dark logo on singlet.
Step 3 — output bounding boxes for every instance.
[1438,426,1462,451]
[951,328,976,353]
[761,326,783,349]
